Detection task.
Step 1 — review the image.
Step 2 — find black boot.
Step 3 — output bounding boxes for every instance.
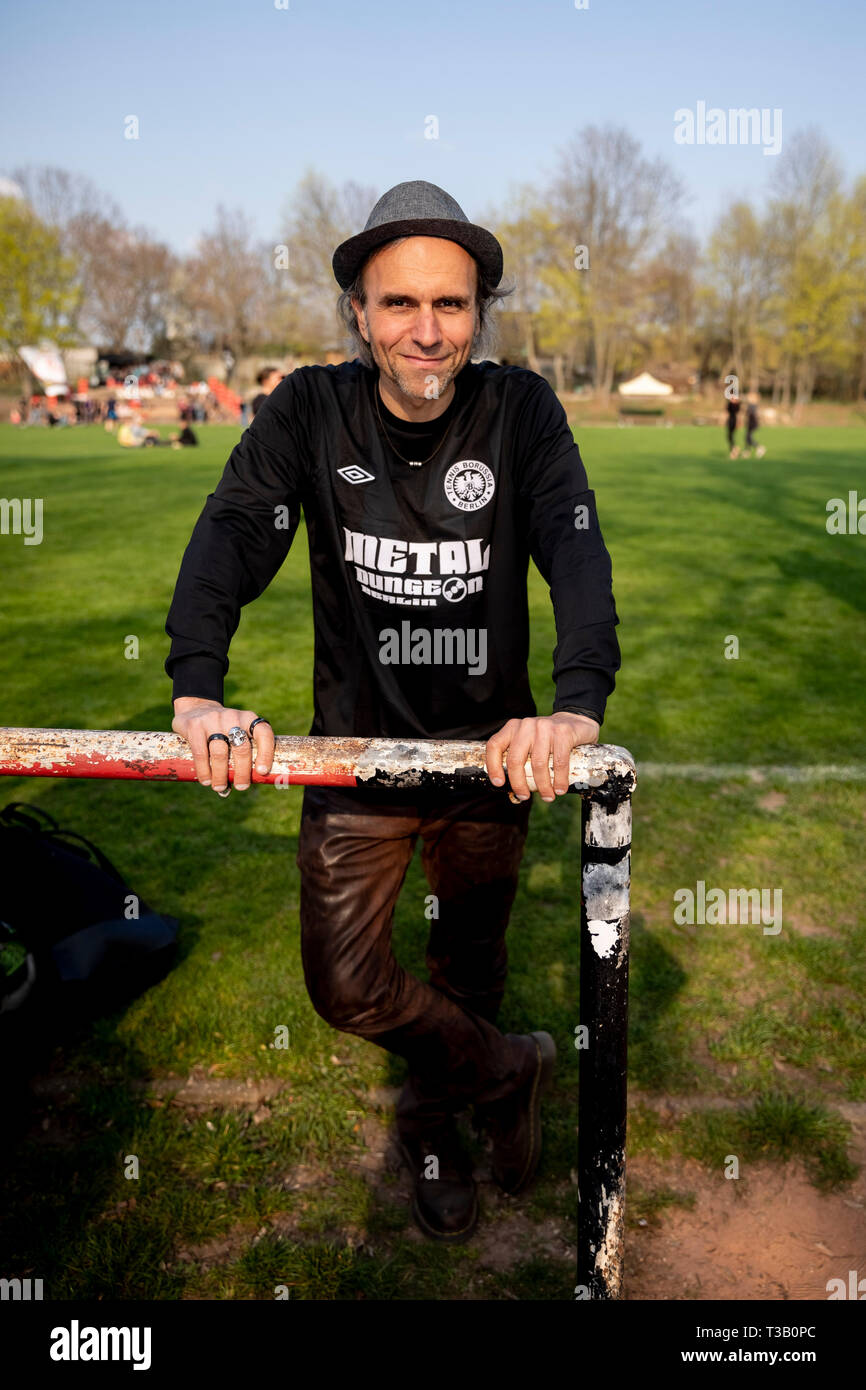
[474,1031,557,1196]
[395,1110,479,1244]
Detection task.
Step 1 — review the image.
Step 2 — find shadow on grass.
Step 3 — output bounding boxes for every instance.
[628,918,691,1091]
[0,1004,186,1298]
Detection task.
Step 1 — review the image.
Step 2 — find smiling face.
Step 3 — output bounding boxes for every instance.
[351,236,480,418]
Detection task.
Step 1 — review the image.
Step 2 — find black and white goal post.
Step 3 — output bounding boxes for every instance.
[0,725,636,1299]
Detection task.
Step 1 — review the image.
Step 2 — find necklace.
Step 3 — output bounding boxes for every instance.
[373,381,457,467]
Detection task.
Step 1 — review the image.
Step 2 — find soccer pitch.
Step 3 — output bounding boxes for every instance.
[0,420,863,1300]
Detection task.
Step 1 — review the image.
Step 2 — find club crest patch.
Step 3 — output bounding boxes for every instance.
[443,460,495,512]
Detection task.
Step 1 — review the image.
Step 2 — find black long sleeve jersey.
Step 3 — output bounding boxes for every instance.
[164,359,621,741]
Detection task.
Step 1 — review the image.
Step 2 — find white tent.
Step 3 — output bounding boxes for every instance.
[617,371,673,397]
[19,343,68,397]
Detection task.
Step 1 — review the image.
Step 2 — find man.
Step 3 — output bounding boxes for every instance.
[165,180,621,1244]
[726,389,741,458]
[743,392,766,458]
[251,365,284,418]
[168,422,199,450]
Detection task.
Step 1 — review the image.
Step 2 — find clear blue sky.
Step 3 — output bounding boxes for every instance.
[2,0,864,252]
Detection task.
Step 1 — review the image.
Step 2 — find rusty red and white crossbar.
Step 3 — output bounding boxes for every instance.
[0,724,636,1299]
[0,726,636,798]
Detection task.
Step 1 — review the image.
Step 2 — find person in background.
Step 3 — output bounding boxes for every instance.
[725,389,741,458]
[743,393,765,458]
[105,397,118,431]
[171,422,199,449]
[251,365,283,417]
[117,420,168,447]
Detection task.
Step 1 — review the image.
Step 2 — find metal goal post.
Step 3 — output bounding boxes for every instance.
[0,726,636,1299]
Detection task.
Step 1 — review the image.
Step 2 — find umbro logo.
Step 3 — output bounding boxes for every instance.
[338,465,375,485]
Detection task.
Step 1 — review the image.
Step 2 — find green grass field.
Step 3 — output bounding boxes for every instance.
[1,420,864,1299]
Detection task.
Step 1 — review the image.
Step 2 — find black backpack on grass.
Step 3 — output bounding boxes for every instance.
[0,801,179,1028]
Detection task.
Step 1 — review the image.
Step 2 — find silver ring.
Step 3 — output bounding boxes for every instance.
[216,786,232,799]
[227,726,248,747]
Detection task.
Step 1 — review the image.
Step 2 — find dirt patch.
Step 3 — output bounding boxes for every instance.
[267,1207,368,1249]
[355,1113,392,1165]
[364,1086,401,1111]
[631,1091,741,1116]
[625,1128,866,1300]
[784,913,838,938]
[273,1163,338,1193]
[30,1062,864,1299]
[137,1072,289,1109]
[258,1095,866,1297]
[28,1066,292,1111]
[175,1222,263,1269]
[471,1209,573,1272]
[161,1100,866,1300]
[348,1112,579,1272]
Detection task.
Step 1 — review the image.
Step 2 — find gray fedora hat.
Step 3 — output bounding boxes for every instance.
[332,180,503,290]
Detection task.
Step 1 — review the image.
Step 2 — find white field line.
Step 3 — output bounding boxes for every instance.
[636,763,866,783]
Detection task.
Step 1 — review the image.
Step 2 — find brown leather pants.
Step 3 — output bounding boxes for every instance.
[296,783,533,1121]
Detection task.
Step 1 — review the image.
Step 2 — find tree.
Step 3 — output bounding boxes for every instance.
[550,125,684,403]
[10,164,124,255]
[487,186,560,375]
[179,205,274,363]
[9,163,175,353]
[280,170,378,350]
[844,177,866,400]
[71,220,176,353]
[642,232,700,371]
[764,129,844,408]
[779,190,864,412]
[705,202,772,392]
[0,195,80,352]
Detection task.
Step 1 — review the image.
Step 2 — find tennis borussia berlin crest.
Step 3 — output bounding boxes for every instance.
[444,460,495,512]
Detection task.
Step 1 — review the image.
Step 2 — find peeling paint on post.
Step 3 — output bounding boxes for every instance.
[0,728,636,800]
[577,778,633,1299]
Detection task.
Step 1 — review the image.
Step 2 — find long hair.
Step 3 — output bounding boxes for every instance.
[336,236,514,366]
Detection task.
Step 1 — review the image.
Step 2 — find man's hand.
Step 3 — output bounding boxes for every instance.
[172,697,275,793]
[485,712,600,802]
